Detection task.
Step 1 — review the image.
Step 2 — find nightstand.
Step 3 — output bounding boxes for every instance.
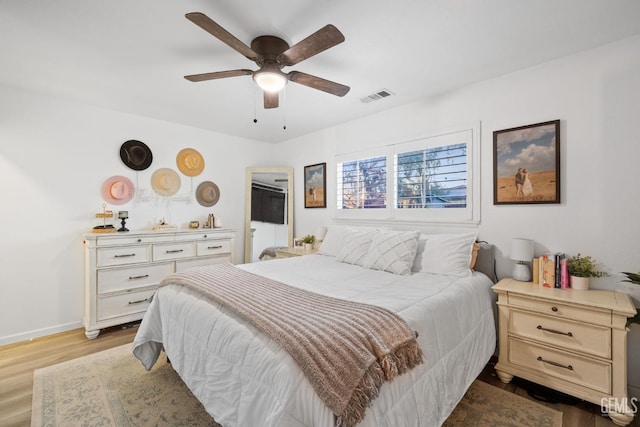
[275,246,318,258]
[492,279,636,426]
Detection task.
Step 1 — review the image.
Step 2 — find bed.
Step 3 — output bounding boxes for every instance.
[132,228,497,427]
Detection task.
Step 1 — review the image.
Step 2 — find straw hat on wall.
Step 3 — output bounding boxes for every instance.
[176,148,205,177]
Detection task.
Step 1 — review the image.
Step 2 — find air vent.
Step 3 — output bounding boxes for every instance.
[360,89,395,103]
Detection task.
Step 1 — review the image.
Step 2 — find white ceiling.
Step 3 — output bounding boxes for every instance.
[2,1,640,143]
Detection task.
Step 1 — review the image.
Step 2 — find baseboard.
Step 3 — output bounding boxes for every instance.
[0,321,82,346]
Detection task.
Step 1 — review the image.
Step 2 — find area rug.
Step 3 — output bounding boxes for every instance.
[31,344,219,427]
[32,344,562,427]
[443,379,563,427]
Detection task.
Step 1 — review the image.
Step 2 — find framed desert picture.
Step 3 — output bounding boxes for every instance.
[493,120,560,205]
[304,163,327,208]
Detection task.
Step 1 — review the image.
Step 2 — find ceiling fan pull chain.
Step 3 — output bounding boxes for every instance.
[253,86,258,123]
[282,87,287,130]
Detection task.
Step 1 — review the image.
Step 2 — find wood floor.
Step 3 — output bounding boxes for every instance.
[0,324,637,427]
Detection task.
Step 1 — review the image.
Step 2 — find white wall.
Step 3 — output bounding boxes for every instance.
[278,36,640,391]
[2,34,639,393]
[0,85,276,344]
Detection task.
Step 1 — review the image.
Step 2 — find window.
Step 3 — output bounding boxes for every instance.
[337,155,387,210]
[335,124,479,224]
[395,143,467,209]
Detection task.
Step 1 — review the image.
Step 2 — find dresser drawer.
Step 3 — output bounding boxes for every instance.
[196,239,231,256]
[176,255,230,272]
[152,242,196,261]
[97,263,174,294]
[97,245,151,267]
[97,288,155,321]
[509,338,611,394]
[510,310,611,358]
[508,294,611,325]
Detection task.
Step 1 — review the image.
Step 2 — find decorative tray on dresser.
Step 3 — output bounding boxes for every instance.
[83,229,235,339]
[492,279,637,426]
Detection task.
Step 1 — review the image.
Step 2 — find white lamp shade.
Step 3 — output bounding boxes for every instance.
[510,238,534,262]
[253,68,288,93]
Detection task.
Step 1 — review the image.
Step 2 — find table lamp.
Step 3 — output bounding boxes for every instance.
[510,238,534,281]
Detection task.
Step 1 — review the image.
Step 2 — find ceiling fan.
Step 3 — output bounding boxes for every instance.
[184,12,350,109]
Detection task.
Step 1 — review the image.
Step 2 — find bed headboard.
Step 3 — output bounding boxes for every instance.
[474,243,497,283]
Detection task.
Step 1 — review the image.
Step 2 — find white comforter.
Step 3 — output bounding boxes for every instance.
[133,254,496,427]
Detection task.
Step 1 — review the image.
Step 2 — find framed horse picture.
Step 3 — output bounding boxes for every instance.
[493,120,561,205]
[304,163,326,208]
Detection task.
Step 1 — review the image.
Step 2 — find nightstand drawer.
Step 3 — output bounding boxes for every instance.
[97,262,173,294]
[509,294,611,325]
[152,242,196,261]
[509,338,611,394]
[97,288,155,321]
[510,310,611,358]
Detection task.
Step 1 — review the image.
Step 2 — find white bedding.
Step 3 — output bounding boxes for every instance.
[133,254,496,427]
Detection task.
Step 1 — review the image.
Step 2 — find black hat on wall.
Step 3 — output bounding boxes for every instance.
[120,140,153,171]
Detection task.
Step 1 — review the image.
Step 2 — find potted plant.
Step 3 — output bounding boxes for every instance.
[566,253,608,290]
[621,271,640,327]
[301,234,315,251]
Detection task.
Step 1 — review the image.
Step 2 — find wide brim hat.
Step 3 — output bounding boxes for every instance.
[151,168,181,197]
[177,148,205,177]
[101,175,135,205]
[196,181,220,207]
[120,140,153,171]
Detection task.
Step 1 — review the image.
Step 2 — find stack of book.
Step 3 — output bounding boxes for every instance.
[532,252,569,288]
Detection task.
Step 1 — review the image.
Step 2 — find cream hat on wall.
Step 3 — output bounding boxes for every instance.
[151,168,181,197]
[176,148,205,177]
[101,175,135,205]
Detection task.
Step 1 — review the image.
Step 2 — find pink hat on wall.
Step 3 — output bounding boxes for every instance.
[101,175,135,205]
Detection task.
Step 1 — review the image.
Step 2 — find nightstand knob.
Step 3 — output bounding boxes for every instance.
[551,306,558,312]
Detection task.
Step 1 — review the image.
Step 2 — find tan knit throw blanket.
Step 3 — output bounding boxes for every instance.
[158,263,423,427]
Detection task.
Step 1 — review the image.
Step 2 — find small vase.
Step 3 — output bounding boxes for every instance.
[304,243,313,252]
[570,275,590,290]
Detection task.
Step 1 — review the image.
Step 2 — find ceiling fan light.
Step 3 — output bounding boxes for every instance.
[253,70,287,93]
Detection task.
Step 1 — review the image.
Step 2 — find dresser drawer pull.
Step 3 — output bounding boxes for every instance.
[551,306,558,312]
[536,325,573,337]
[207,245,223,250]
[114,253,136,258]
[165,249,184,254]
[129,274,150,280]
[536,356,573,371]
[128,298,150,305]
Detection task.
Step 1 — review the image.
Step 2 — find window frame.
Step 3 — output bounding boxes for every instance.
[334,123,480,225]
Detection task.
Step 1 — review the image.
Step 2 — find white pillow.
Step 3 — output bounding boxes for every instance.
[412,232,478,277]
[318,225,391,257]
[336,230,375,266]
[318,225,350,257]
[362,230,420,275]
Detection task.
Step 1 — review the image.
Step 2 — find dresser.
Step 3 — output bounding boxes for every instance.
[493,279,636,426]
[83,229,235,339]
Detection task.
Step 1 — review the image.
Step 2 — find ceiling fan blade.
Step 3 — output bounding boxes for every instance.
[184,69,253,82]
[186,12,260,62]
[288,71,350,97]
[264,91,279,109]
[277,25,345,66]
